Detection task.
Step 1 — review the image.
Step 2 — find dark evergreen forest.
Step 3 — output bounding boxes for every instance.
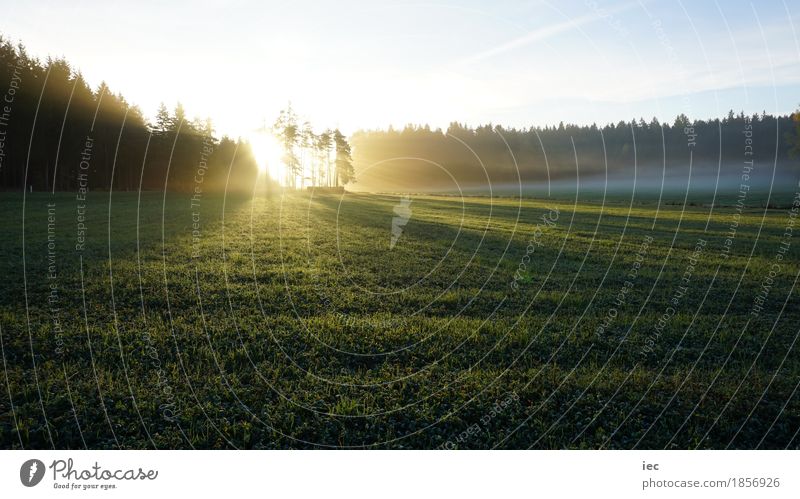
[1,32,797,194]
[0,35,258,193]
[351,114,799,191]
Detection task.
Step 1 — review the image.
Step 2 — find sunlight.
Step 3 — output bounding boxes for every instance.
[249,132,285,183]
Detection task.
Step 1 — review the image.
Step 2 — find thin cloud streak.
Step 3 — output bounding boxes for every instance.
[451,0,639,68]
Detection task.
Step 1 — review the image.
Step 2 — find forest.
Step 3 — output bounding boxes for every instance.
[0,35,262,193]
[1,31,798,194]
[350,113,800,191]
[0,35,355,194]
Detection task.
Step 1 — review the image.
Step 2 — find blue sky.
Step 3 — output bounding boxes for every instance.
[2,0,799,137]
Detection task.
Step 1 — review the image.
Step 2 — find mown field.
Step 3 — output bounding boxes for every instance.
[0,190,798,449]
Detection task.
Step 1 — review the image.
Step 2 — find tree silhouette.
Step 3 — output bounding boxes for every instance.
[0,31,792,195]
[272,104,300,188]
[788,105,800,160]
[333,129,354,186]
[0,34,257,194]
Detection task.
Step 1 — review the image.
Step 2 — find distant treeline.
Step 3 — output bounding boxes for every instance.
[351,112,800,191]
[0,36,258,193]
[2,31,798,195]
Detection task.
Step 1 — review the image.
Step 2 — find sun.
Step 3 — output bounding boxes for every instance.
[248,132,286,182]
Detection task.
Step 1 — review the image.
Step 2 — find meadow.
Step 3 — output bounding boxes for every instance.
[0,189,798,449]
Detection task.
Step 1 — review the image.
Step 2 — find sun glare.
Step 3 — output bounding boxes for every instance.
[249,132,286,182]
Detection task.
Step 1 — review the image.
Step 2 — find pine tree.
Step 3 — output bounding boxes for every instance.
[333,129,354,186]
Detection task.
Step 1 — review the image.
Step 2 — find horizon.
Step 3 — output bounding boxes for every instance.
[2,0,799,138]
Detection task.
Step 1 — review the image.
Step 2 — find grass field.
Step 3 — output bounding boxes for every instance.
[0,190,798,449]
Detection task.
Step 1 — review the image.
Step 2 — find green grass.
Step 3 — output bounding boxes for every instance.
[0,190,798,449]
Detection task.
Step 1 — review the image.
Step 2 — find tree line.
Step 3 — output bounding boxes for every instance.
[0,35,257,193]
[2,31,797,194]
[350,111,800,191]
[0,34,359,194]
[271,104,354,189]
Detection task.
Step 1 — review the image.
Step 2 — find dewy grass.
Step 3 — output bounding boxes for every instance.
[0,191,797,449]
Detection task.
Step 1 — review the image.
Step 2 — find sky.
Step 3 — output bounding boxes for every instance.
[2,0,799,138]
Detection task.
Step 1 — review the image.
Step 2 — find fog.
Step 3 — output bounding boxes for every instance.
[354,161,799,206]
